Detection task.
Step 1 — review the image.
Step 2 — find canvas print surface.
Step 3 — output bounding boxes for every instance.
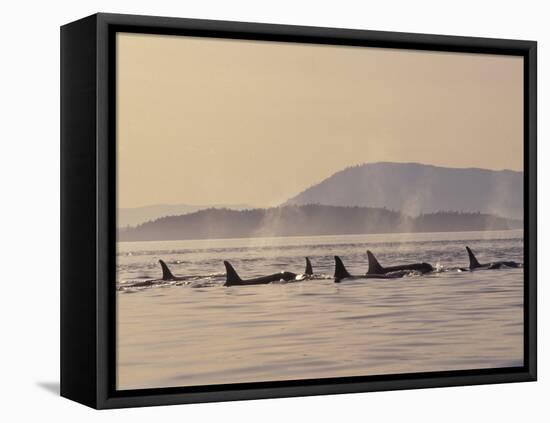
[115,33,524,390]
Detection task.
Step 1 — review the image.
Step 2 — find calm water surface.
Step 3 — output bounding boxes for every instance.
[116,230,524,390]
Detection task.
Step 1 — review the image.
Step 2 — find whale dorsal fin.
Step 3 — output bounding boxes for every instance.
[366,250,384,275]
[305,257,313,275]
[334,256,351,281]
[466,246,481,269]
[159,260,175,281]
[224,261,242,286]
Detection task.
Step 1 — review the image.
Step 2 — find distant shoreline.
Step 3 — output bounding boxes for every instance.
[117,228,524,244]
[118,163,524,227]
[118,205,522,242]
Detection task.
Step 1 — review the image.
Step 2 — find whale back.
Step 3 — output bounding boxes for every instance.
[159,260,175,281]
[366,250,385,275]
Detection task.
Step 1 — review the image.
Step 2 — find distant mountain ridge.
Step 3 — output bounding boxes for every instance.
[284,162,523,219]
[118,203,253,228]
[118,205,521,242]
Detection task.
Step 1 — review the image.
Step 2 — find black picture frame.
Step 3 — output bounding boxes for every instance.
[60,12,537,409]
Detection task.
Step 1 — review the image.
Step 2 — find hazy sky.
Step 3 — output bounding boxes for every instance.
[117,33,523,209]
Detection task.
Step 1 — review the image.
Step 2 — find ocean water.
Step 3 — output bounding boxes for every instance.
[116,230,524,390]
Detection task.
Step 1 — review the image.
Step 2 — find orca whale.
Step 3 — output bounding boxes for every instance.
[466,246,520,270]
[305,257,313,276]
[158,259,199,281]
[334,256,408,282]
[121,260,194,289]
[295,256,319,280]
[366,250,433,275]
[224,258,312,286]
